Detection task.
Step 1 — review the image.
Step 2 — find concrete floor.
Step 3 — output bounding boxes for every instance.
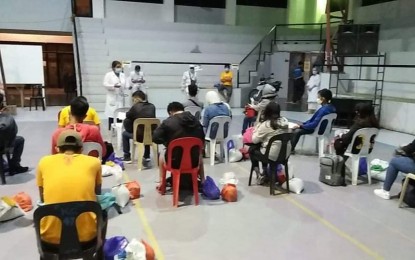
[0,106,414,260]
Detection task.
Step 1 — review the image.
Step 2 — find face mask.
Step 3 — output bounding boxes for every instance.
[225,68,230,72]
[114,68,122,73]
[135,70,140,74]
[312,70,317,75]
[317,98,323,104]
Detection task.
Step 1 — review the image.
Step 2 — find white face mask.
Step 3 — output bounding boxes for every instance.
[317,98,323,104]
[114,68,122,73]
[225,68,230,72]
[312,70,317,75]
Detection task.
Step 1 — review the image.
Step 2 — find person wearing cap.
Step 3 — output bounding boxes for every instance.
[181,65,198,94]
[129,65,146,93]
[36,130,105,247]
[51,96,106,157]
[218,64,233,103]
[58,96,101,128]
[203,91,231,132]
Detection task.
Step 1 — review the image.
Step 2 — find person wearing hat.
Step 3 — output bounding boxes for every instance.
[241,83,278,134]
[36,130,106,247]
[181,65,198,94]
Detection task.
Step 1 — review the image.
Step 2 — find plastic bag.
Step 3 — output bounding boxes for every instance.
[219,172,239,185]
[113,165,124,185]
[221,184,237,202]
[228,148,243,163]
[112,185,130,207]
[12,192,32,212]
[104,236,129,259]
[242,127,254,144]
[0,196,24,222]
[202,176,220,200]
[106,152,125,170]
[125,239,146,260]
[125,181,141,200]
[282,178,304,194]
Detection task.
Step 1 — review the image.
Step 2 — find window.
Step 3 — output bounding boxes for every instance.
[237,0,288,8]
[73,0,93,17]
[175,0,226,9]
[362,0,395,7]
[116,0,163,3]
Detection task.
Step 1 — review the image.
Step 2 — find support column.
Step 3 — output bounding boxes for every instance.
[225,0,236,25]
[92,0,104,18]
[163,0,175,23]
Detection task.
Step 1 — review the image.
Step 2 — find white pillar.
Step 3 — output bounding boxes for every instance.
[163,0,175,23]
[92,0,104,18]
[225,0,236,25]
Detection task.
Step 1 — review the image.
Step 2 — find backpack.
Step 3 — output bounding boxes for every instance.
[319,155,346,186]
[401,178,415,207]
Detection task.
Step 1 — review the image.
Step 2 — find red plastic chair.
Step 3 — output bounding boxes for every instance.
[160,137,203,207]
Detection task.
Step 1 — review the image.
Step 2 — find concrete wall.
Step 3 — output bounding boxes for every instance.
[175,6,225,25]
[0,0,72,32]
[236,6,287,27]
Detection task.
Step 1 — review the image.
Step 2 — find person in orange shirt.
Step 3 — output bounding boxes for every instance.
[51,96,106,157]
[218,64,233,103]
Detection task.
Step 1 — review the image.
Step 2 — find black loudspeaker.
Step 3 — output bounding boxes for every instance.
[337,25,359,55]
[357,24,380,55]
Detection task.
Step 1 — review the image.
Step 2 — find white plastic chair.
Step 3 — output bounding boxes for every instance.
[110,107,130,153]
[344,127,379,185]
[300,113,337,157]
[184,106,202,120]
[205,116,232,166]
[83,142,103,160]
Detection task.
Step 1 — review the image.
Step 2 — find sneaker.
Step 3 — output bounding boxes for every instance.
[142,158,152,168]
[122,156,132,164]
[9,166,29,175]
[374,188,390,200]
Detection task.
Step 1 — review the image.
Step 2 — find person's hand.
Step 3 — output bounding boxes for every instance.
[394,147,407,156]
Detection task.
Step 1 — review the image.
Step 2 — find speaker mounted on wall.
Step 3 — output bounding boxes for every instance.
[357,24,380,55]
[337,24,359,56]
[337,24,380,56]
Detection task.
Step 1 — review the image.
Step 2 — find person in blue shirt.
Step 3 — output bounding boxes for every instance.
[203,91,231,132]
[291,88,336,153]
[289,61,305,103]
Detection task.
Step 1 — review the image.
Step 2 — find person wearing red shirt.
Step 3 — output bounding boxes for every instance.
[51,97,106,157]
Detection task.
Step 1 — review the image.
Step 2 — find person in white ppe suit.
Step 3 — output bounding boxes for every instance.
[129,65,146,93]
[103,60,126,130]
[306,67,321,113]
[181,65,197,94]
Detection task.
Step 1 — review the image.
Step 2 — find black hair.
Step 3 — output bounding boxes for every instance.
[58,145,82,153]
[224,64,231,69]
[318,89,332,103]
[135,65,141,71]
[188,84,198,97]
[132,90,146,101]
[355,103,379,128]
[0,93,4,109]
[78,96,88,102]
[298,61,304,65]
[70,96,89,119]
[167,102,184,114]
[111,60,121,69]
[261,102,282,130]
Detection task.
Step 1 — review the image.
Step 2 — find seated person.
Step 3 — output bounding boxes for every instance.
[0,93,29,175]
[122,90,156,164]
[334,103,379,156]
[249,102,289,184]
[51,96,106,157]
[374,140,415,200]
[152,102,205,186]
[37,130,106,255]
[203,91,231,132]
[242,83,278,134]
[291,89,336,153]
[182,84,203,109]
[58,96,100,128]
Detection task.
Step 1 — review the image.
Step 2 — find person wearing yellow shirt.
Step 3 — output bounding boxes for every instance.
[58,96,101,127]
[218,64,233,103]
[36,130,106,255]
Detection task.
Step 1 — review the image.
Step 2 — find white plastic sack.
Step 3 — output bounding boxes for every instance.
[113,165,124,185]
[282,178,304,194]
[125,238,146,260]
[370,159,389,170]
[220,172,239,185]
[228,148,243,163]
[0,197,24,222]
[102,165,113,177]
[231,134,244,150]
[111,185,130,207]
[371,170,387,181]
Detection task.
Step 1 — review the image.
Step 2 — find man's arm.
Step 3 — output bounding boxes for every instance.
[36,160,44,202]
[152,123,167,144]
[38,187,44,203]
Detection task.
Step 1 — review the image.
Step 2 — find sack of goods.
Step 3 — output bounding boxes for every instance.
[319,155,345,186]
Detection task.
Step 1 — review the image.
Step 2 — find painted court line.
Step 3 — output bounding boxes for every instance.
[123,173,165,260]
[233,164,383,259]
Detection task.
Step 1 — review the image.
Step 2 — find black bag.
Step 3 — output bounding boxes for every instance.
[402,178,415,207]
[319,155,346,186]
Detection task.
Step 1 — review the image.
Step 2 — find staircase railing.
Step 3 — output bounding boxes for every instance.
[238,22,333,87]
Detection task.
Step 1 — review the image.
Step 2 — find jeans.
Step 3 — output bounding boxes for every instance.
[242,117,256,134]
[291,128,314,151]
[383,156,415,191]
[218,85,233,103]
[10,136,25,169]
[122,131,150,159]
